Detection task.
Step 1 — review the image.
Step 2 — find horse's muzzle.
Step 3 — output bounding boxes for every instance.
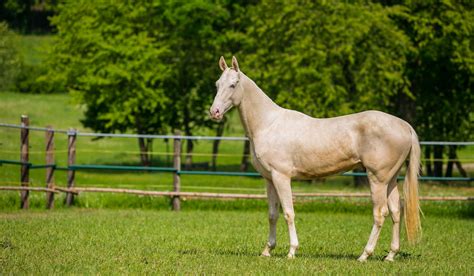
[209,107,223,121]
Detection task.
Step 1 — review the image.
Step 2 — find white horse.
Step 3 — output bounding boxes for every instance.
[210,56,421,262]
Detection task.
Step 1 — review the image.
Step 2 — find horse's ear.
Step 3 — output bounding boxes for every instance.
[219,56,228,71]
[232,56,240,72]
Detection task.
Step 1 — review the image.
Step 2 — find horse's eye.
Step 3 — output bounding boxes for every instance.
[230,84,235,89]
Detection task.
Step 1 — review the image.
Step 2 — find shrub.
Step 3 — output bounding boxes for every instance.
[0,22,21,91]
[14,63,65,94]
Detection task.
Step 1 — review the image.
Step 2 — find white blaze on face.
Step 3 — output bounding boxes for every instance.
[210,68,240,121]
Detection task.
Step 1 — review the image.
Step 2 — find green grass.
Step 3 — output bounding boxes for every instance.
[0,206,472,274]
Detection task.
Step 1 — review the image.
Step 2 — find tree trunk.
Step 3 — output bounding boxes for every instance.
[211,122,225,171]
[455,160,468,178]
[353,167,368,187]
[433,145,444,177]
[445,145,468,178]
[184,140,193,170]
[395,92,416,125]
[445,145,456,177]
[424,146,432,176]
[138,137,152,167]
[165,138,170,166]
[183,107,194,170]
[240,140,250,172]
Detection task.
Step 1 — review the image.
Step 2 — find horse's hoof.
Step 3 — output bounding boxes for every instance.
[261,252,271,257]
[287,253,295,259]
[357,251,369,262]
[384,256,395,262]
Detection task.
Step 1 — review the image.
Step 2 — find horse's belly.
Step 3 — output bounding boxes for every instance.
[293,162,360,180]
[291,155,361,180]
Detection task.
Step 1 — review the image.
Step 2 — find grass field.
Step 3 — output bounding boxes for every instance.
[1,204,473,274]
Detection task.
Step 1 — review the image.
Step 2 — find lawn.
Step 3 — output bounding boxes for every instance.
[0,205,472,274]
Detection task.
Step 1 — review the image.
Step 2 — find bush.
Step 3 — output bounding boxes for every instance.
[0,22,21,91]
[14,63,65,93]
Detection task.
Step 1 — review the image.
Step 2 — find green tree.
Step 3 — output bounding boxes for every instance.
[387,0,474,177]
[245,0,412,118]
[48,0,251,167]
[151,1,231,168]
[49,1,171,166]
[160,0,255,169]
[0,22,21,92]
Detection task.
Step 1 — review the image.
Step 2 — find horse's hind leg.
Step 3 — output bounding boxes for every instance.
[358,172,389,262]
[261,178,280,257]
[385,177,401,262]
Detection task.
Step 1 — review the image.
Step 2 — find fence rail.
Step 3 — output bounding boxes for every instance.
[1,117,473,210]
[1,122,473,145]
[1,186,472,201]
[1,160,472,181]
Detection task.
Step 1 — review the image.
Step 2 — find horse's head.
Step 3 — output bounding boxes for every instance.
[210,56,243,121]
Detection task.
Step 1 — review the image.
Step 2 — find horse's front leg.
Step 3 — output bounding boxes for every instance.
[261,179,280,257]
[271,171,299,259]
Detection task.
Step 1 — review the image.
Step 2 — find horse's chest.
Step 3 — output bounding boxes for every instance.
[249,142,274,178]
[250,139,298,177]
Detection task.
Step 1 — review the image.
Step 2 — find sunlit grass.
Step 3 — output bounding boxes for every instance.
[0,207,472,274]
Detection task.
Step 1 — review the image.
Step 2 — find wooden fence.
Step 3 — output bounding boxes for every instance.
[0,115,472,210]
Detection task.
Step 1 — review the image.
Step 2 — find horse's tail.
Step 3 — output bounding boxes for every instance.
[403,127,422,245]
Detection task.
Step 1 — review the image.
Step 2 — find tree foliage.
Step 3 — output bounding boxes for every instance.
[47,0,250,165]
[396,0,474,176]
[244,1,412,117]
[0,22,21,92]
[49,1,172,165]
[401,0,473,142]
[50,1,171,135]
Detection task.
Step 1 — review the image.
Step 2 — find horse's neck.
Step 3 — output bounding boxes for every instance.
[238,73,281,139]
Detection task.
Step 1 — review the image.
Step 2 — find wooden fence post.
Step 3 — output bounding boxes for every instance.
[172,131,181,211]
[20,115,29,209]
[45,126,55,209]
[65,128,76,206]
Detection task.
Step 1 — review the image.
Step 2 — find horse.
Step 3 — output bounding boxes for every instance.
[209,56,421,262]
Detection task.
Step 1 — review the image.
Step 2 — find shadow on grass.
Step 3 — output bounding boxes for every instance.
[213,248,260,258]
[211,249,371,261]
[297,252,360,260]
[175,247,259,258]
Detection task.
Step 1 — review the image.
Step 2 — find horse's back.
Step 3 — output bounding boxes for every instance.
[282,109,412,145]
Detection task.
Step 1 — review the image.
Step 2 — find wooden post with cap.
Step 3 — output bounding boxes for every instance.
[172,131,182,211]
[45,126,55,209]
[65,128,76,206]
[20,115,29,209]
